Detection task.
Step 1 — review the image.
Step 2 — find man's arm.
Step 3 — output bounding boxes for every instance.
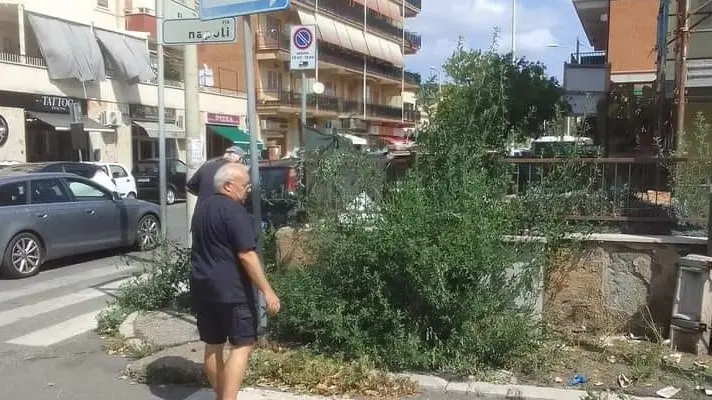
[227,210,275,296]
[185,165,202,195]
[237,250,274,296]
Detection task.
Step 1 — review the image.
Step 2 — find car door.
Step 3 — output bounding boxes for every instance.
[109,164,134,197]
[170,160,187,198]
[64,177,124,249]
[27,177,82,258]
[0,180,31,259]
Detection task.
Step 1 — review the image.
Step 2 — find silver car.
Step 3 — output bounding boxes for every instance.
[0,171,161,279]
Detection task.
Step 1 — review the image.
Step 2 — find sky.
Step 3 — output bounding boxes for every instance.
[405,0,590,84]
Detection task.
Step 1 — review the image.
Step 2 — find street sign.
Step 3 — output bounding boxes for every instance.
[290,25,316,71]
[165,0,198,19]
[162,17,238,45]
[199,0,290,20]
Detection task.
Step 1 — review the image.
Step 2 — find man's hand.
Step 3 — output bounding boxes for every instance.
[264,289,281,315]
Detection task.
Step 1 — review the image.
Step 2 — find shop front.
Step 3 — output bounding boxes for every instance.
[129,104,185,163]
[0,91,114,162]
[205,112,263,159]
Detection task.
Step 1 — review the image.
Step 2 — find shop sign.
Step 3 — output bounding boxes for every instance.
[129,104,177,123]
[207,112,241,126]
[0,91,86,114]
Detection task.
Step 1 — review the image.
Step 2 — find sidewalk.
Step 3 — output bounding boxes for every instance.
[120,311,678,400]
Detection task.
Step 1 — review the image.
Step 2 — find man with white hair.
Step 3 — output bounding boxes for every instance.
[189,162,280,400]
[186,145,246,201]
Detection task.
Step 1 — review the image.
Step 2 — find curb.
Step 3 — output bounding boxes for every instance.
[117,311,144,348]
[404,374,679,400]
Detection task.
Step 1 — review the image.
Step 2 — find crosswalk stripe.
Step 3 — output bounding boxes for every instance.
[6,310,103,347]
[0,265,135,304]
[0,278,129,329]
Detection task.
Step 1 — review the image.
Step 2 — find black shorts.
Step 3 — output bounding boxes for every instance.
[195,302,257,346]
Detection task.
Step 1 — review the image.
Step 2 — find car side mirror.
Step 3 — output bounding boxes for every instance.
[111,191,122,201]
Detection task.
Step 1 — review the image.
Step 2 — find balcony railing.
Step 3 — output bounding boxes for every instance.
[258,89,420,121]
[255,31,290,51]
[569,51,607,66]
[319,44,421,85]
[299,0,421,49]
[405,0,421,10]
[0,52,46,67]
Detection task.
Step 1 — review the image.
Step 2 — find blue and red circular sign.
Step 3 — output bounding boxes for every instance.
[293,27,313,50]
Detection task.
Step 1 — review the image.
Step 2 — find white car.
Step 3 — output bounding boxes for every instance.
[89,162,138,199]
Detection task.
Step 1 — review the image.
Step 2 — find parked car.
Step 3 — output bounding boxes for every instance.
[132,158,187,205]
[0,162,118,193]
[0,171,161,279]
[91,162,137,199]
[251,159,301,228]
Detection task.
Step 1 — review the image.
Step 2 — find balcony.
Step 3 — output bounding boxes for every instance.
[318,44,421,86]
[569,51,607,66]
[257,89,420,122]
[298,0,421,51]
[572,0,608,50]
[255,31,290,52]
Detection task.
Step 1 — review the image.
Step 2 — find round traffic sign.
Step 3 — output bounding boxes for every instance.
[293,27,313,50]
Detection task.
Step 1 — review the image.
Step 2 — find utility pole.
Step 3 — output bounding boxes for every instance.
[156,0,167,236]
[511,0,516,60]
[242,15,267,339]
[300,71,306,148]
[184,41,201,245]
[674,0,689,149]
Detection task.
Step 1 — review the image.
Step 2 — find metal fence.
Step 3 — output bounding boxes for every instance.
[505,157,710,224]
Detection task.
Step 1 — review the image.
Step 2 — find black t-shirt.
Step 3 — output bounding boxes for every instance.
[186,157,229,200]
[190,194,258,304]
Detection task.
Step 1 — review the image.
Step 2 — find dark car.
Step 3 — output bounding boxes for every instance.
[0,171,161,279]
[132,158,187,205]
[251,159,301,228]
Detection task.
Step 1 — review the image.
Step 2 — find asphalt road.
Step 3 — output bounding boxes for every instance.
[0,203,485,400]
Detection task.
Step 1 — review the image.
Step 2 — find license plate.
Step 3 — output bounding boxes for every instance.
[137,178,150,183]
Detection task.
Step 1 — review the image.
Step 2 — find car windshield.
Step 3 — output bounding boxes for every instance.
[134,163,159,175]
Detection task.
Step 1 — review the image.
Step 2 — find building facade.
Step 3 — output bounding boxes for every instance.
[0,0,248,169]
[193,0,423,158]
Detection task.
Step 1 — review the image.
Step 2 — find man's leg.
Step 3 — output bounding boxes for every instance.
[219,343,254,400]
[204,343,224,396]
[196,302,228,398]
[219,303,258,400]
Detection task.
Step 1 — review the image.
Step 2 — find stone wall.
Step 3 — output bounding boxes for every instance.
[274,228,707,334]
[544,235,706,334]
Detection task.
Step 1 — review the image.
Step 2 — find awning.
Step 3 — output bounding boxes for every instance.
[345,25,368,56]
[333,20,353,50]
[315,14,342,47]
[27,111,115,133]
[365,33,386,62]
[391,2,403,21]
[133,121,185,139]
[94,29,155,82]
[375,0,396,19]
[386,40,404,66]
[297,9,316,25]
[207,125,264,152]
[27,13,105,82]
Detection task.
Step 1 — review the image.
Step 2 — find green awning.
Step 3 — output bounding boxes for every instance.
[207,125,264,152]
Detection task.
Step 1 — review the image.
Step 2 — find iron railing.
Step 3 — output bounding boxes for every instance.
[318,44,421,85]
[257,89,420,121]
[569,51,607,66]
[405,0,421,10]
[504,157,706,224]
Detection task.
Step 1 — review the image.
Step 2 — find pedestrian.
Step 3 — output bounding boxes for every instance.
[189,162,281,400]
[186,145,246,200]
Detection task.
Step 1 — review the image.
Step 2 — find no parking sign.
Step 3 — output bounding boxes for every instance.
[290,25,317,71]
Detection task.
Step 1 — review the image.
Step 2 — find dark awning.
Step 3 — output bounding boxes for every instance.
[26,13,106,82]
[26,111,114,133]
[207,125,264,151]
[94,29,155,82]
[133,121,185,139]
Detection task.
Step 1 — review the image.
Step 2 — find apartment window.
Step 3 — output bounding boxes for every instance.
[266,71,282,92]
[97,0,109,8]
[325,81,335,96]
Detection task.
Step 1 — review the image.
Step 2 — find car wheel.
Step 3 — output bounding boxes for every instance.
[135,214,160,251]
[166,188,176,205]
[2,232,44,279]
[126,192,136,199]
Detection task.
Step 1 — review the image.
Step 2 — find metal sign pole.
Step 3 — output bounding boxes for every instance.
[242,15,267,335]
[157,0,168,236]
[301,71,307,148]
